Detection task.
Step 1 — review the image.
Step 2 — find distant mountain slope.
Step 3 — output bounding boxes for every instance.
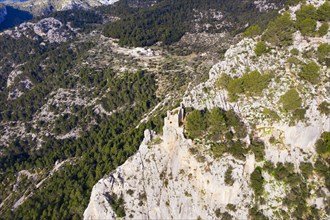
[0,6,32,31]
[3,0,120,15]
[0,4,6,23]
[104,0,287,47]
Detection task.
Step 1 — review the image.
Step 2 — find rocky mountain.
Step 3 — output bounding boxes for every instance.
[0,4,7,23]
[3,0,119,15]
[0,0,329,219]
[84,0,330,219]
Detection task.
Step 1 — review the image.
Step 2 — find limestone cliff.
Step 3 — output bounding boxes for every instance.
[84,107,256,219]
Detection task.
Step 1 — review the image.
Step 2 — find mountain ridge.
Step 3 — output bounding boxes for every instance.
[84,0,330,219]
[0,0,329,219]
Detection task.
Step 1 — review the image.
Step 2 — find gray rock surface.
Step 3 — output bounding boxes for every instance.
[84,107,254,219]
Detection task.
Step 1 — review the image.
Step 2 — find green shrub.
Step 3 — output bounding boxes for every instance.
[227,70,272,100]
[262,108,280,121]
[318,101,330,115]
[263,12,295,47]
[298,61,320,84]
[315,132,330,159]
[225,110,247,139]
[318,22,329,36]
[255,41,269,56]
[273,163,293,181]
[226,204,237,212]
[227,77,243,101]
[314,159,330,190]
[296,4,317,23]
[186,108,247,142]
[211,143,227,158]
[287,56,302,66]
[222,212,232,220]
[207,108,226,141]
[216,73,230,89]
[317,43,330,65]
[225,166,235,186]
[269,136,276,144]
[297,18,317,36]
[228,141,248,160]
[249,206,268,220]
[286,173,302,187]
[250,140,265,162]
[107,193,126,218]
[186,110,206,139]
[215,208,221,218]
[225,131,234,141]
[240,70,272,96]
[280,89,302,112]
[299,162,313,178]
[291,108,306,123]
[290,48,299,56]
[243,25,262,38]
[317,2,330,21]
[250,167,264,197]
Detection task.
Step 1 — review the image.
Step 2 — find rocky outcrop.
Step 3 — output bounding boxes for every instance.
[2,17,75,43]
[84,106,256,219]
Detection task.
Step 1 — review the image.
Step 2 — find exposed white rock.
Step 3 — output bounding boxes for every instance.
[84,107,255,219]
[2,17,75,43]
[7,69,23,88]
[254,0,279,12]
[0,121,26,149]
[262,172,288,217]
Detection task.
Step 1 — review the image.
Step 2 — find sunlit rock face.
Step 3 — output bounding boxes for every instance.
[84,107,255,220]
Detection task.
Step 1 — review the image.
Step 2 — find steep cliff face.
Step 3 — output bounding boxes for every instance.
[84,107,256,219]
[0,5,7,24]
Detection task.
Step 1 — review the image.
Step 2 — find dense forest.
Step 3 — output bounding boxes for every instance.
[0,10,163,217]
[103,0,287,46]
[0,62,163,219]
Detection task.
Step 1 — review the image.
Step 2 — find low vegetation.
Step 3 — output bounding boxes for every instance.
[224,166,234,186]
[250,167,264,198]
[243,25,262,38]
[317,43,330,66]
[254,41,269,57]
[185,108,247,140]
[226,70,273,101]
[262,12,295,47]
[280,89,302,112]
[298,61,320,84]
[106,193,126,218]
[318,101,330,115]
